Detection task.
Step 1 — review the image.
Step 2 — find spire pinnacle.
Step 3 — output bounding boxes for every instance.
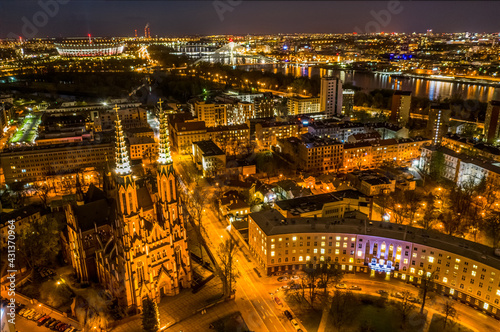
[114,104,132,175]
[157,99,173,165]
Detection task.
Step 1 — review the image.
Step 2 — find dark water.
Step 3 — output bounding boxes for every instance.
[242,64,499,102]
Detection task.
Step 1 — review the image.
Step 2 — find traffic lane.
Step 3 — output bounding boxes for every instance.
[203,209,294,332]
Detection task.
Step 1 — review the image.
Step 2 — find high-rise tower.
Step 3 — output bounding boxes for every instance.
[320,77,343,118]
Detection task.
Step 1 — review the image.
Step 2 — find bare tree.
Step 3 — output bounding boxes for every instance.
[32,183,51,208]
[330,290,358,332]
[394,290,416,329]
[217,238,239,298]
[317,261,344,295]
[418,270,438,314]
[441,301,457,330]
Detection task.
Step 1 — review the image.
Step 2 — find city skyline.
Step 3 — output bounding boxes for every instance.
[1,1,500,39]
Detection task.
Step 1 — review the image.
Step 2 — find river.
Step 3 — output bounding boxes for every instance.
[241,64,499,102]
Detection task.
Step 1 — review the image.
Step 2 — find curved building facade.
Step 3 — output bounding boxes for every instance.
[248,209,500,319]
[55,42,124,57]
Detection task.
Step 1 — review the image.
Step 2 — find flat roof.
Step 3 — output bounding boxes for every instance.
[275,189,368,216]
[250,209,500,270]
[193,140,224,156]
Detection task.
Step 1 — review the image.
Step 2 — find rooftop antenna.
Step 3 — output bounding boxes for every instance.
[88,34,92,44]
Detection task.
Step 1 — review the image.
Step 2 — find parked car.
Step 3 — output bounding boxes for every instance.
[54,322,65,330]
[335,283,347,289]
[48,320,60,328]
[25,310,37,320]
[376,290,389,296]
[57,323,68,331]
[393,292,404,299]
[290,275,299,280]
[283,310,293,320]
[44,318,56,327]
[277,276,288,282]
[18,308,28,316]
[63,327,75,332]
[33,312,44,320]
[290,319,301,330]
[274,296,282,306]
[408,296,420,303]
[349,285,362,291]
[37,315,51,326]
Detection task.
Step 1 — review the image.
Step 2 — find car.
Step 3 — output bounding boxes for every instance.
[38,315,51,326]
[274,296,282,305]
[44,318,56,327]
[376,290,389,296]
[33,312,44,320]
[25,310,37,320]
[18,308,28,316]
[283,310,293,320]
[56,322,68,331]
[290,275,300,280]
[22,309,34,317]
[335,283,347,289]
[54,322,65,330]
[408,296,420,303]
[349,285,362,291]
[48,320,60,328]
[393,292,404,299]
[281,285,290,290]
[63,327,74,332]
[290,319,301,330]
[277,276,288,282]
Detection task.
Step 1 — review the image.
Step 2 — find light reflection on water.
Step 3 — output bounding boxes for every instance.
[241,64,499,102]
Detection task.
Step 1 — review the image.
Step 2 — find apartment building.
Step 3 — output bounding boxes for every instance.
[248,209,500,319]
[255,121,300,148]
[192,140,226,177]
[128,137,157,161]
[193,101,227,127]
[308,121,367,143]
[287,97,320,115]
[484,100,500,144]
[170,121,207,154]
[1,142,114,184]
[442,134,500,163]
[320,77,343,117]
[420,145,500,188]
[390,91,412,125]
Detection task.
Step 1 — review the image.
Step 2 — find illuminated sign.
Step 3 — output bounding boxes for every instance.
[368,258,395,273]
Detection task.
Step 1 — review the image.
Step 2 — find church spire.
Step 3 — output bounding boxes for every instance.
[157,99,173,165]
[114,104,131,175]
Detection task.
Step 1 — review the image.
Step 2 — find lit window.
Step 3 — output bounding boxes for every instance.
[335,249,340,255]
[336,242,340,247]
[443,277,448,283]
[483,303,489,310]
[357,250,363,257]
[450,289,455,295]
[279,238,282,241]
[321,249,325,254]
[456,258,461,263]
[403,259,408,264]
[314,249,318,254]
[306,256,310,261]
[299,256,303,262]
[271,251,275,257]
[428,257,434,263]
[292,237,297,241]
[336,236,341,241]
[472,271,476,277]
[410,268,415,273]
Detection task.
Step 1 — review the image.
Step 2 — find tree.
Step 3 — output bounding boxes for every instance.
[482,212,500,247]
[302,261,321,308]
[17,215,61,269]
[418,270,438,314]
[217,238,239,298]
[189,187,207,262]
[317,262,344,295]
[32,183,51,208]
[330,290,358,332]
[429,150,445,181]
[441,301,457,330]
[439,212,462,236]
[142,297,160,332]
[394,290,416,329]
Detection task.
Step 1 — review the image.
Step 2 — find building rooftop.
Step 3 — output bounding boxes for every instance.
[249,209,500,270]
[275,189,368,216]
[301,133,341,147]
[175,121,206,132]
[128,137,155,145]
[424,145,500,174]
[193,140,224,156]
[206,123,249,132]
[1,204,43,226]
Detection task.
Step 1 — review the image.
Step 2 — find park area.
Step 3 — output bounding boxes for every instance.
[8,112,42,145]
[284,291,474,332]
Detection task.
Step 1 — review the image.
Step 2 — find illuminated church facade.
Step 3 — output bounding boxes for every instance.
[66,103,192,311]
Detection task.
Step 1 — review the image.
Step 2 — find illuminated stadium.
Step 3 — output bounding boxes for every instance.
[54,39,125,57]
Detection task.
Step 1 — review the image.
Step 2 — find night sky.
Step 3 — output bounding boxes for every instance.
[1,1,499,39]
